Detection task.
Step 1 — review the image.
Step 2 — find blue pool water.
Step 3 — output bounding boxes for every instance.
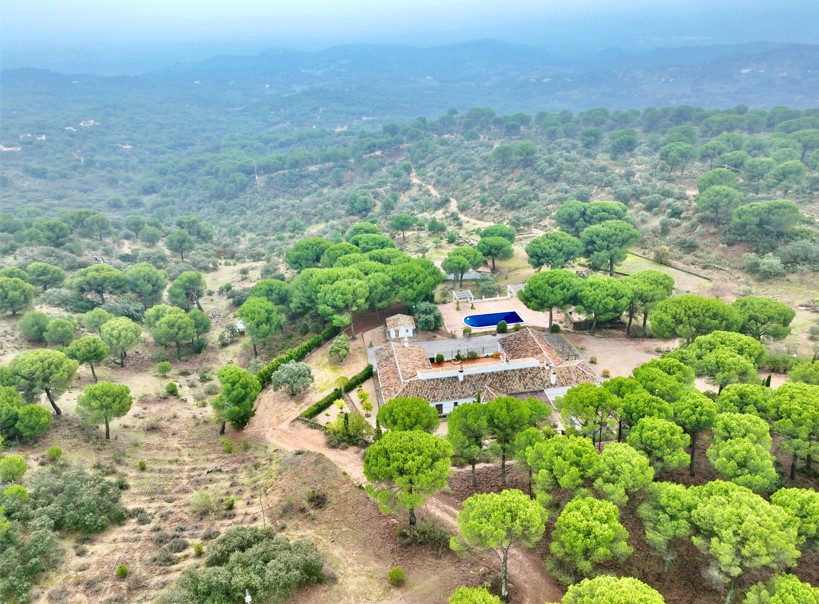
[463,311,524,328]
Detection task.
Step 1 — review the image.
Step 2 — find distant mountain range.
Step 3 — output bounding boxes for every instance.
[2,40,818,132]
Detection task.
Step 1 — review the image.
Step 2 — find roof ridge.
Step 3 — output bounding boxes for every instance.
[390,340,405,383]
[527,327,557,365]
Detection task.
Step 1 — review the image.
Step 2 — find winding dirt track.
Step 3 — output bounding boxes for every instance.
[247,406,564,603]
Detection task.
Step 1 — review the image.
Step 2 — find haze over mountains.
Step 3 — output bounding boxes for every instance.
[3,40,818,134]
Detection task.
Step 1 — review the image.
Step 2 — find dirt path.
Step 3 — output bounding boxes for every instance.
[251,404,563,603]
[410,172,494,230]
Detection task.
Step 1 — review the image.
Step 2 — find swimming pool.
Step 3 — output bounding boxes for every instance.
[463,311,524,328]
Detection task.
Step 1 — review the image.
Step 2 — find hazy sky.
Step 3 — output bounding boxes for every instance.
[2,0,818,72]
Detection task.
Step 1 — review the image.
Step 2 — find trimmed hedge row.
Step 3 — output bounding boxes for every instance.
[301,364,374,420]
[256,325,342,387]
[301,388,344,420]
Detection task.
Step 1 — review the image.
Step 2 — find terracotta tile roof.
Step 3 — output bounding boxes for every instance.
[385,314,416,330]
[373,334,599,406]
[375,342,431,401]
[499,328,562,366]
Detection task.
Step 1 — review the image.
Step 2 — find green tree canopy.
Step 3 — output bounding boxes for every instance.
[518,269,581,327]
[689,482,800,602]
[593,442,654,506]
[69,265,126,305]
[377,397,440,433]
[698,168,737,193]
[213,365,261,434]
[0,277,35,316]
[19,311,49,342]
[696,185,743,227]
[167,271,206,311]
[454,489,547,603]
[449,587,501,604]
[25,262,65,291]
[525,231,583,272]
[580,220,640,276]
[558,383,621,448]
[442,252,471,287]
[100,317,142,367]
[713,413,771,448]
[577,275,630,334]
[622,270,675,336]
[477,236,514,271]
[317,278,369,336]
[9,349,78,415]
[387,259,443,306]
[44,318,75,348]
[270,361,313,397]
[527,434,599,497]
[77,381,132,439]
[728,200,802,253]
[237,297,282,357]
[637,481,693,572]
[124,263,168,308]
[81,308,114,333]
[485,396,530,486]
[744,574,819,604]
[706,438,777,493]
[480,224,516,243]
[285,237,332,272]
[165,229,195,260]
[769,382,819,479]
[66,336,109,382]
[717,384,772,417]
[561,576,666,604]
[363,430,451,526]
[672,389,718,476]
[732,296,795,341]
[448,402,488,487]
[650,295,742,343]
[627,417,690,474]
[550,496,632,582]
[770,487,819,544]
[389,214,416,239]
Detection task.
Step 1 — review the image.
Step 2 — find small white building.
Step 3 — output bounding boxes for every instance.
[386,314,416,339]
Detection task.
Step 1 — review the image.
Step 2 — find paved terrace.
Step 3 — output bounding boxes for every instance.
[366,334,501,366]
[439,295,562,337]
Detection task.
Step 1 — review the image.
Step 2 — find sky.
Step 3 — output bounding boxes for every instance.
[2,0,818,73]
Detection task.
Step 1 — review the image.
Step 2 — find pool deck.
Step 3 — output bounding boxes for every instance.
[440,296,555,337]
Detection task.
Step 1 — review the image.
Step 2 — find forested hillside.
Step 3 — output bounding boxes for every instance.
[0,42,818,604]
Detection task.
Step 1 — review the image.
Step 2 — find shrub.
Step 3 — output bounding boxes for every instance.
[601,369,611,378]
[46,446,63,463]
[463,327,473,337]
[115,565,129,578]
[329,334,350,363]
[414,301,444,331]
[0,455,27,482]
[223,497,236,511]
[190,491,215,517]
[166,538,189,553]
[161,527,324,603]
[549,323,561,333]
[157,361,172,376]
[193,543,204,556]
[435,353,445,363]
[307,489,328,509]
[395,521,451,554]
[496,320,507,334]
[138,460,147,471]
[165,382,179,396]
[589,356,598,364]
[221,439,234,454]
[388,567,406,587]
